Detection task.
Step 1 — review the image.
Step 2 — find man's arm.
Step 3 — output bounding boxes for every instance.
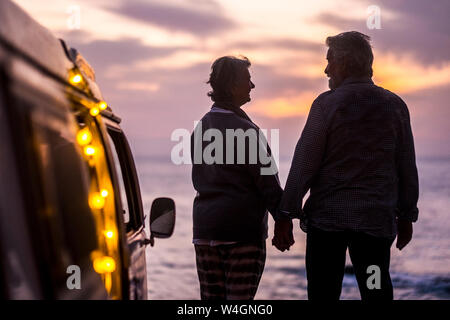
[396,101,419,250]
[278,97,328,219]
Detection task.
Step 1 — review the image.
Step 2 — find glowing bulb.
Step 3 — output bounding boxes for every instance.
[104,230,114,239]
[70,74,82,84]
[90,107,100,116]
[84,145,96,156]
[89,192,105,209]
[102,258,116,273]
[98,101,108,110]
[93,256,116,274]
[76,128,92,146]
[101,189,109,197]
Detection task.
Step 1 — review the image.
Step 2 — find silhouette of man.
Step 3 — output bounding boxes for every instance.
[274,31,419,300]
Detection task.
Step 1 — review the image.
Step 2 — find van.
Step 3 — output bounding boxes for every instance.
[0,0,175,299]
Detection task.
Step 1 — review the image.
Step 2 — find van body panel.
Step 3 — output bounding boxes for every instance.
[0,0,155,300]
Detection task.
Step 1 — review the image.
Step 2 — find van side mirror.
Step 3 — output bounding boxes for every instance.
[149,197,175,239]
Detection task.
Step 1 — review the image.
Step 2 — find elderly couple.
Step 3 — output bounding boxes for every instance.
[190,31,419,300]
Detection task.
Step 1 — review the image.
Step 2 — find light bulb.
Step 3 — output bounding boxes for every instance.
[90,107,100,116]
[104,230,114,239]
[84,145,96,156]
[89,192,105,209]
[93,256,116,274]
[70,74,82,84]
[76,128,92,146]
[98,101,108,110]
[101,189,109,197]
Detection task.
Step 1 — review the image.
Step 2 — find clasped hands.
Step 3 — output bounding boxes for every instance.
[271,218,295,252]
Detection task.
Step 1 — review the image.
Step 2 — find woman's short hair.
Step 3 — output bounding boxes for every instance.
[326,31,374,77]
[207,56,251,102]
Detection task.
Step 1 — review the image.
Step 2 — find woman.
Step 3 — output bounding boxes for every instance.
[191,56,293,300]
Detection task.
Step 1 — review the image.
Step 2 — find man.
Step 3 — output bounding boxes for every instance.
[274,31,419,300]
[191,56,294,300]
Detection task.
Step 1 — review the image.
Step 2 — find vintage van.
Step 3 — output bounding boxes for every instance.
[0,0,175,299]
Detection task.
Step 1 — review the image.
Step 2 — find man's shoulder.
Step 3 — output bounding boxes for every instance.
[309,90,333,113]
[319,83,407,106]
[375,85,407,106]
[313,90,334,104]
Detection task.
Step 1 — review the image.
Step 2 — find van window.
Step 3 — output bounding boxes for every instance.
[107,133,131,227]
[106,127,143,233]
[28,106,99,292]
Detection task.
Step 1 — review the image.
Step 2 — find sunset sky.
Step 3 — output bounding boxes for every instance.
[13,0,450,160]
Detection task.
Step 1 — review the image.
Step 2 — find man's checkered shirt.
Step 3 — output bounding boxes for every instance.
[279,77,419,239]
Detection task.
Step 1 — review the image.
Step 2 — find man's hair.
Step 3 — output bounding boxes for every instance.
[207,56,251,102]
[326,31,374,77]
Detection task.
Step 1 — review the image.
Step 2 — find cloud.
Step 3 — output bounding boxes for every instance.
[105,0,236,37]
[373,0,450,66]
[314,12,361,31]
[372,54,450,94]
[60,31,188,96]
[116,82,160,92]
[247,91,318,119]
[229,38,323,52]
[100,58,326,118]
[95,62,213,129]
[56,1,449,160]
[402,84,450,157]
[245,60,327,119]
[76,57,325,157]
[314,0,450,66]
[63,32,182,70]
[250,64,325,100]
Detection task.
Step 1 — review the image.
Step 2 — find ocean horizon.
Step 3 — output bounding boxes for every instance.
[136,155,450,300]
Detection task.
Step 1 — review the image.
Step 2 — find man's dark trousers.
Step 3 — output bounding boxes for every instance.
[306,225,395,300]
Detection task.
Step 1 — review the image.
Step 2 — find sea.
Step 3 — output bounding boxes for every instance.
[136,156,450,300]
